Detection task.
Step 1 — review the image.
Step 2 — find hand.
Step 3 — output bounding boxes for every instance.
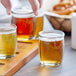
[1,0,11,14]
[29,0,42,15]
[1,0,42,15]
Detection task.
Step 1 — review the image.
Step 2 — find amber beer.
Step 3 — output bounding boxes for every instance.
[12,17,34,41]
[34,16,43,38]
[39,31,64,66]
[0,25,17,59]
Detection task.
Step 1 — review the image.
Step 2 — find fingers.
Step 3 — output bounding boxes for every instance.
[29,0,39,15]
[1,0,11,14]
[29,0,43,15]
[38,0,42,8]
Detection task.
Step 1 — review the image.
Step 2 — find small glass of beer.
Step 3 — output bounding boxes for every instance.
[11,7,35,41]
[34,10,44,38]
[0,24,17,59]
[38,30,65,67]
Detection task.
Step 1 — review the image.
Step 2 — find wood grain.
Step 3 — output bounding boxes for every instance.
[0,40,38,76]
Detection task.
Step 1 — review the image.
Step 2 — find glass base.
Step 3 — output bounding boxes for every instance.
[0,54,15,59]
[41,62,61,67]
[33,36,39,40]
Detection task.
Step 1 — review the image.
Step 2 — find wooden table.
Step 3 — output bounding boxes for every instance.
[13,36,76,76]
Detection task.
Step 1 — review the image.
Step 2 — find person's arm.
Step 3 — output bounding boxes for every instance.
[1,0,42,15]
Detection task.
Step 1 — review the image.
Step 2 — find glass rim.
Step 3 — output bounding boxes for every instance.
[39,30,65,39]
[11,8,44,18]
[11,7,34,17]
[11,7,35,18]
[11,10,33,15]
[0,24,17,31]
[11,10,34,18]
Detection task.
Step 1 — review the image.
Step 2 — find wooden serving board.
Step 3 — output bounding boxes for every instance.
[0,40,38,76]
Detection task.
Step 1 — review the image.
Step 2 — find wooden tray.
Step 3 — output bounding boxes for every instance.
[0,40,38,76]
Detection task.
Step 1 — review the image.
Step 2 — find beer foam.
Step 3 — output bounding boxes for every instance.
[39,33,64,42]
[0,28,16,34]
[0,30,16,34]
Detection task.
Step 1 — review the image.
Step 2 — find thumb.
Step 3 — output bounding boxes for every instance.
[1,0,11,14]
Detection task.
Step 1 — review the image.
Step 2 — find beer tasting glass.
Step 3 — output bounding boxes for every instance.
[11,7,44,41]
[11,7,35,41]
[39,30,65,67]
[0,24,17,59]
[34,10,44,38]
